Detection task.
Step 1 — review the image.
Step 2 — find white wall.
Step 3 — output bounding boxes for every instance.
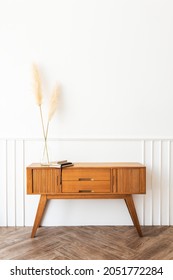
[0,0,173,226]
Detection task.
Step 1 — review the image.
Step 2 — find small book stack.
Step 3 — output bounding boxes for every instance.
[49,160,73,168]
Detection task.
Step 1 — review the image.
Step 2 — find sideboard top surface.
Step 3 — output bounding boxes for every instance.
[27,162,145,169]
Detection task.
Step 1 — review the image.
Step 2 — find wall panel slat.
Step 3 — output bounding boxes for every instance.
[144,140,153,225]
[15,140,24,226]
[152,141,161,225]
[170,141,173,225]
[161,141,170,225]
[0,140,7,226]
[6,140,16,226]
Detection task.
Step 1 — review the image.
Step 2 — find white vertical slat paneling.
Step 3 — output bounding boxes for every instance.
[15,140,25,226]
[141,140,145,226]
[144,140,153,225]
[0,140,7,226]
[152,141,161,225]
[0,137,173,227]
[6,140,16,226]
[160,141,170,225]
[170,141,173,225]
[132,140,146,225]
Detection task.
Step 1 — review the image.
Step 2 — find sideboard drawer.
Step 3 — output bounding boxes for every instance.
[62,181,111,193]
[62,168,111,193]
[62,168,110,181]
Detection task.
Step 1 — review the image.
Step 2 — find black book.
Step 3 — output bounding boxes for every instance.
[61,162,73,168]
[49,160,73,168]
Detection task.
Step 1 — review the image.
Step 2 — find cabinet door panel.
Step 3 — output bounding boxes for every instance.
[116,168,146,194]
[28,168,61,194]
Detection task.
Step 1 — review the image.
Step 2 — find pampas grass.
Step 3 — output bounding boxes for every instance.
[32,63,46,144]
[32,64,60,164]
[45,85,60,141]
[32,64,42,106]
[48,85,60,122]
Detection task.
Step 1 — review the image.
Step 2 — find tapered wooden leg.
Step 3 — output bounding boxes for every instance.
[124,195,143,237]
[31,195,47,238]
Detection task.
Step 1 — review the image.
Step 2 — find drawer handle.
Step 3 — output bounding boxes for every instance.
[78,178,94,181]
[79,190,94,193]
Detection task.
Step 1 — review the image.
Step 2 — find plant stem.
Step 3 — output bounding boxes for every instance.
[39,105,49,164]
[45,121,50,141]
[42,121,50,162]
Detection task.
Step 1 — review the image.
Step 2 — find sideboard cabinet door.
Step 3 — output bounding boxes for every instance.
[27,168,61,194]
[113,168,146,194]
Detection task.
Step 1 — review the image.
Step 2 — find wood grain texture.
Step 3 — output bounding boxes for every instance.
[116,168,146,194]
[62,168,111,180]
[27,163,146,237]
[28,162,145,168]
[124,196,143,237]
[31,195,47,238]
[30,169,61,194]
[62,181,111,193]
[27,163,146,196]
[0,226,173,260]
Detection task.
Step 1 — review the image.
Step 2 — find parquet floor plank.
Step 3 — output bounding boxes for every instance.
[0,226,172,260]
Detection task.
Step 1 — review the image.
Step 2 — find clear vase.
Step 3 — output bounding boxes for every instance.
[41,139,50,166]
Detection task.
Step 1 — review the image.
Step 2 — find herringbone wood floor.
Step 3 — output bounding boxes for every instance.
[0,226,173,260]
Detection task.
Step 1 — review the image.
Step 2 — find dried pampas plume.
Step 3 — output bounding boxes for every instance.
[31,63,60,165]
[45,84,61,140]
[48,84,60,122]
[32,64,43,106]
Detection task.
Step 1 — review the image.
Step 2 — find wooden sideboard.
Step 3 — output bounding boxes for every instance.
[27,162,146,238]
